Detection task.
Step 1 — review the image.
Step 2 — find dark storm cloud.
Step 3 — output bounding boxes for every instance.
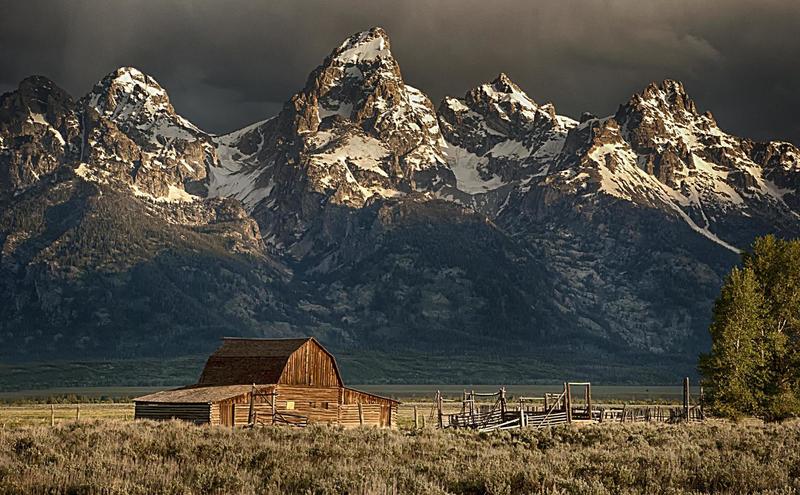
[2,0,799,142]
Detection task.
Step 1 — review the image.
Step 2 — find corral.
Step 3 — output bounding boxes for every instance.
[435,379,704,431]
[134,337,398,427]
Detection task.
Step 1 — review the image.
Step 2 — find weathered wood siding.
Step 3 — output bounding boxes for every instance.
[274,385,340,423]
[279,340,341,387]
[341,388,395,427]
[338,404,383,427]
[135,402,211,424]
[215,387,276,427]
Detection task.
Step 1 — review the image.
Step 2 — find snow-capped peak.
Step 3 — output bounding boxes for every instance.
[627,79,699,120]
[484,73,536,105]
[84,67,174,120]
[105,67,167,98]
[333,27,392,64]
[81,66,204,142]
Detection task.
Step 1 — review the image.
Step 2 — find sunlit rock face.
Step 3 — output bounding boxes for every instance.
[0,27,799,376]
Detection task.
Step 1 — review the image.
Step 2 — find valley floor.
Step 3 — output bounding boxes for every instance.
[0,417,798,494]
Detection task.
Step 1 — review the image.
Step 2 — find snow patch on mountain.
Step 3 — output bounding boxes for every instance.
[209,119,273,210]
[309,132,391,179]
[335,32,390,63]
[443,143,506,193]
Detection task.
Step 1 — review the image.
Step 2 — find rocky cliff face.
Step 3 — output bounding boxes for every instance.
[1,27,799,382]
[209,27,453,258]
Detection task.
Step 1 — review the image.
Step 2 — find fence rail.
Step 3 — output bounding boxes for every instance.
[437,378,704,431]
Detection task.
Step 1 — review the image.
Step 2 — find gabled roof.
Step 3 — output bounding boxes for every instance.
[209,337,310,357]
[197,337,344,387]
[134,384,262,403]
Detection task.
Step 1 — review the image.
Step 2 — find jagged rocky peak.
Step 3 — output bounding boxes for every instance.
[615,79,710,144]
[1,75,79,136]
[277,27,445,172]
[469,72,553,122]
[613,79,727,179]
[76,67,211,199]
[210,27,449,216]
[0,76,81,193]
[440,72,566,151]
[437,73,576,198]
[330,26,395,71]
[640,80,697,115]
[84,67,174,123]
[81,66,207,152]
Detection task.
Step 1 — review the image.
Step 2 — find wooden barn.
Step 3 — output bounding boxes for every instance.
[134,337,398,428]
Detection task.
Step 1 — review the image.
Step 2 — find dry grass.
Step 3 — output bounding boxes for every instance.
[0,402,446,429]
[0,403,133,428]
[1,419,799,494]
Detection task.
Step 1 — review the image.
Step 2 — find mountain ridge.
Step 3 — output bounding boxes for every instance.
[1,26,798,384]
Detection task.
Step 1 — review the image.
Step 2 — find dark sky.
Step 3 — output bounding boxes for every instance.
[2,0,799,143]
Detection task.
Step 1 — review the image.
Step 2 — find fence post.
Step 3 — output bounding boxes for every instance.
[50,404,55,427]
[587,383,592,421]
[470,390,475,425]
[683,377,690,423]
[248,384,255,425]
[414,405,418,429]
[436,390,443,428]
[76,405,80,422]
[564,383,572,423]
[358,402,364,426]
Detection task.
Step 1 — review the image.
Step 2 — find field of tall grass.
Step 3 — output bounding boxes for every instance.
[1,419,799,494]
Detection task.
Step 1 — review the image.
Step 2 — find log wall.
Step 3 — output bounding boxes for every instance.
[135,402,211,424]
[341,388,395,427]
[339,404,382,427]
[274,385,340,424]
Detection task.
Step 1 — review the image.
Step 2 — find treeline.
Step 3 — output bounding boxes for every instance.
[700,235,800,420]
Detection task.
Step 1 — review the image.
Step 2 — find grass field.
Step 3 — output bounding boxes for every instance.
[1,419,798,494]
[0,383,699,429]
[0,402,435,429]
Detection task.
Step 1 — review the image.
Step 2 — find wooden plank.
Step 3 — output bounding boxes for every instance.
[135,402,211,424]
[683,377,690,423]
[279,340,341,388]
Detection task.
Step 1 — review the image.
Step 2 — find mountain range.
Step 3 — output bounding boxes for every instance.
[2,27,799,385]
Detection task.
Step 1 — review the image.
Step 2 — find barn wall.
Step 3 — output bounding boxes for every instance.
[215,387,276,427]
[279,341,341,387]
[341,388,396,427]
[274,385,340,423]
[135,402,211,424]
[338,404,384,427]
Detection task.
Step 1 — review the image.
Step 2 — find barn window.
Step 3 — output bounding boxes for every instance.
[309,401,316,408]
[286,401,295,410]
[322,402,330,409]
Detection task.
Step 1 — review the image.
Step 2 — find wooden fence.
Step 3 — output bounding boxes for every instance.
[436,377,704,431]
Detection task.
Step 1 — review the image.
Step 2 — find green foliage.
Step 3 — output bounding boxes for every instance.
[700,235,800,420]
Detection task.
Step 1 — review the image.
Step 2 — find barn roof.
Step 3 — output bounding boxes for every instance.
[196,337,344,387]
[133,384,263,404]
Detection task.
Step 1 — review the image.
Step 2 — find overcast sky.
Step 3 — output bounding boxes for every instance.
[2,0,798,143]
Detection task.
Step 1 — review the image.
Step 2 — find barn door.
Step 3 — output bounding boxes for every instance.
[220,403,235,427]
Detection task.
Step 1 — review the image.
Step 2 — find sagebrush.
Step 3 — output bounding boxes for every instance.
[1,420,800,494]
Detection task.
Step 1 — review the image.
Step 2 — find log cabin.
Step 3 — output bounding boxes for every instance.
[134,337,398,428]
